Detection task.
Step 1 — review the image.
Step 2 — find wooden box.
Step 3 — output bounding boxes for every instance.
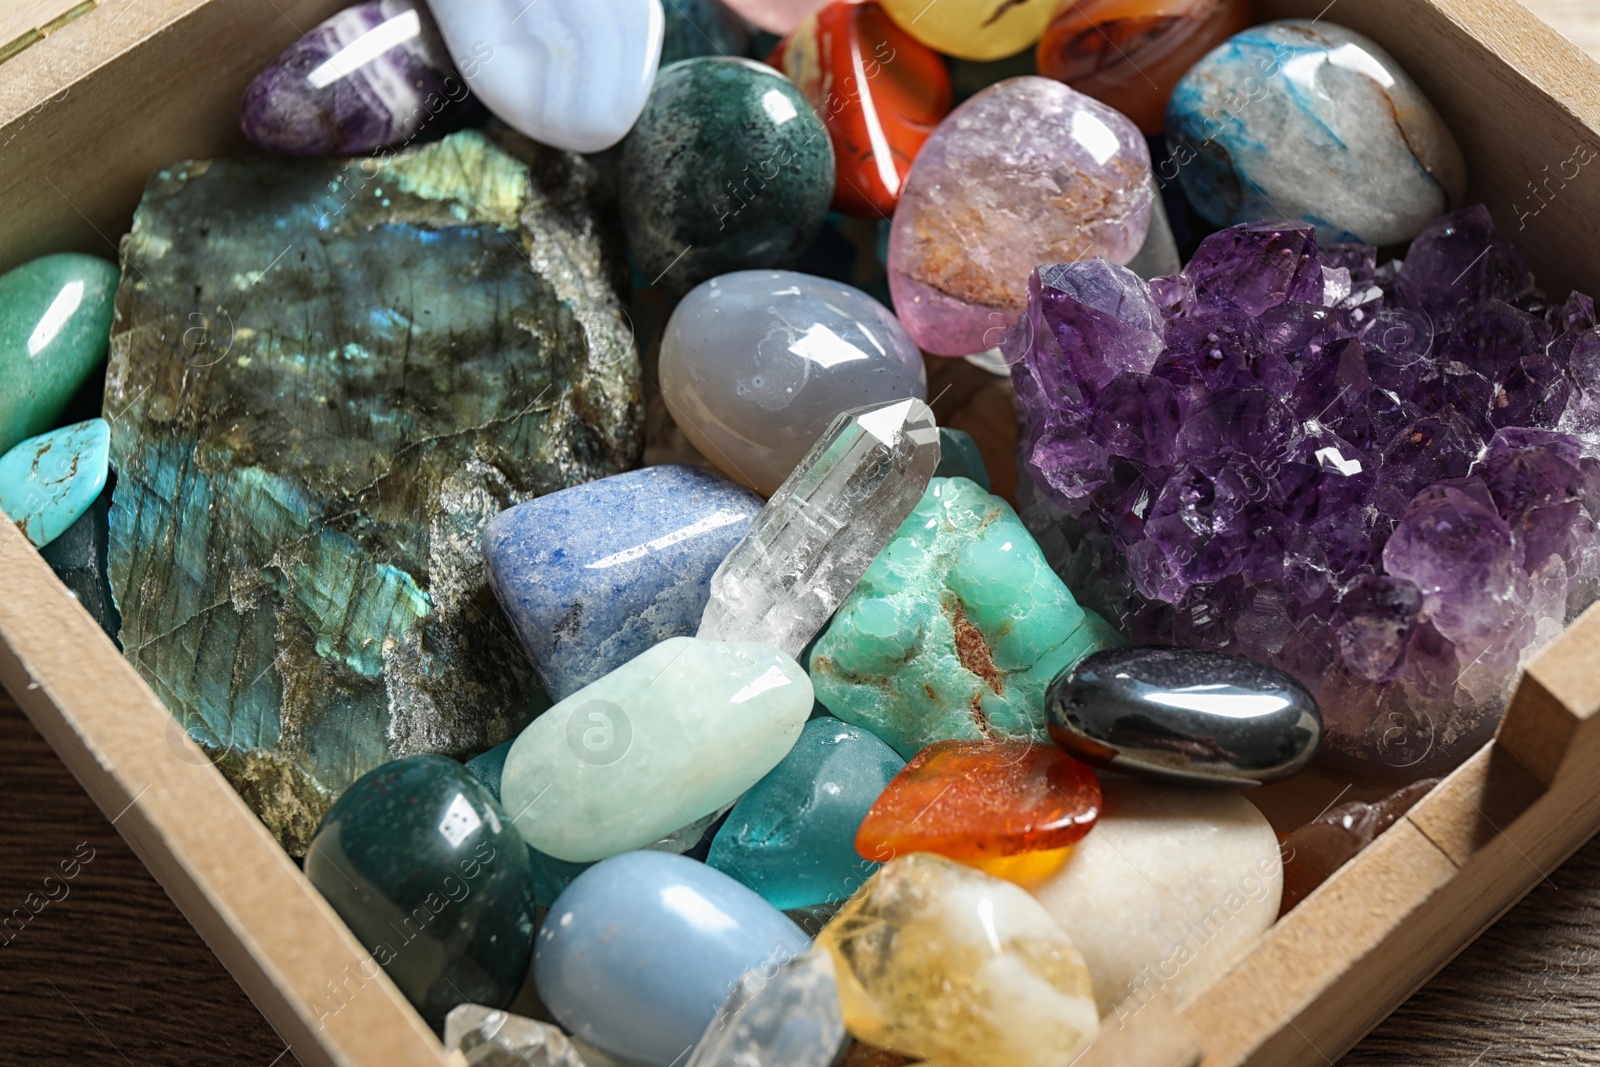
[2,1,1599,1065]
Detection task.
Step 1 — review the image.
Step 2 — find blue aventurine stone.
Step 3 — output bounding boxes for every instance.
[483,464,762,700]
[707,716,904,910]
[0,418,110,549]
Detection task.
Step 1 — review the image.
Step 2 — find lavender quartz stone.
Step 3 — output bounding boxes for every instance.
[241,0,470,156]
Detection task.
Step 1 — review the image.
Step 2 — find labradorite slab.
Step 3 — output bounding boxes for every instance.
[106,130,642,854]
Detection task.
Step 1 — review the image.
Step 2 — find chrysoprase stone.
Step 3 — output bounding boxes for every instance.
[106,130,641,854]
[707,716,905,909]
[37,483,120,643]
[662,0,749,63]
[536,851,810,1067]
[426,0,664,152]
[1167,21,1466,245]
[661,271,928,496]
[854,741,1100,876]
[304,755,535,1028]
[1037,0,1251,134]
[888,77,1152,356]
[241,0,470,156]
[0,253,118,455]
[880,0,1053,61]
[483,465,762,700]
[502,637,812,862]
[769,2,953,217]
[1279,778,1436,915]
[685,949,847,1067]
[1031,777,1281,1017]
[934,427,990,490]
[810,477,1124,757]
[1048,647,1325,785]
[0,419,110,549]
[698,399,940,655]
[620,58,835,296]
[817,852,1099,1067]
[444,1003,587,1067]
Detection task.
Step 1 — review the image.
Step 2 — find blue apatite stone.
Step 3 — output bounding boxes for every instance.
[707,716,904,910]
[463,738,597,906]
[536,851,809,1067]
[464,739,514,802]
[0,418,110,548]
[934,428,991,491]
[483,464,762,700]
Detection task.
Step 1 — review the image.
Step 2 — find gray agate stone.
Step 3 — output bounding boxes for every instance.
[1047,647,1323,785]
[660,270,927,495]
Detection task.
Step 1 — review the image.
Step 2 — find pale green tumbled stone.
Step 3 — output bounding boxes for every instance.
[810,477,1123,758]
[502,637,812,863]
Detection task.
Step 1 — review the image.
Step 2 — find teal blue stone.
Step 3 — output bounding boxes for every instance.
[305,755,536,1029]
[464,739,514,801]
[0,419,110,548]
[462,739,595,906]
[934,428,991,491]
[37,482,121,643]
[661,0,748,64]
[707,716,904,910]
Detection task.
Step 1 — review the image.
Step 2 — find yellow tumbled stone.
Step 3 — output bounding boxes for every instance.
[816,853,1099,1067]
[879,0,1054,62]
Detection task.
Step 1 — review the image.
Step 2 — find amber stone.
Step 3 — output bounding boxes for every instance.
[854,740,1101,868]
[1278,778,1439,915]
[1036,0,1252,133]
[770,2,953,217]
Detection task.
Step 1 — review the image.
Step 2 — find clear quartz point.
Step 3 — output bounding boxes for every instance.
[696,398,941,656]
[685,949,847,1067]
[443,1004,589,1067]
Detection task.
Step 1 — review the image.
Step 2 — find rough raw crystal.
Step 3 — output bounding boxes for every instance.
[684,949,848,1067]
[697,399,940,657]
[444,1004,588,1067]
[106,130,642,853]
[1279,778,1437,915]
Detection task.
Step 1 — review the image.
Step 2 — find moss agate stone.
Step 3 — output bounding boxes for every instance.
[106,130,642,853]
[810,477,1123,757]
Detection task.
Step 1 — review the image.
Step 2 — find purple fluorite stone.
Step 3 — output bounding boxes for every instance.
[1014,207,1600,778]
[241,0,470,156]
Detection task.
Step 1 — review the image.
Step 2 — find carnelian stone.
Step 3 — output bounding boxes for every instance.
[770,2,953,217]
[1035,0,1252,134]
[855,740,1101,865]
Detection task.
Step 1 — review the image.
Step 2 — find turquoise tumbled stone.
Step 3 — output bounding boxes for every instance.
[0,419,111,548]
[305,755,535,1029]
[934,427,991,491]
[0,254,119,455]
[707,716,904,910]
[810,477,1124,757]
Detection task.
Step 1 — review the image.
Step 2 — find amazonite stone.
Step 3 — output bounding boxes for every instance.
[502,637,812,862]
[536,851,810,1067]
[0,419,110,548]
[707,716,904,909]
[810,477,1123,757]
[0,254,118,455]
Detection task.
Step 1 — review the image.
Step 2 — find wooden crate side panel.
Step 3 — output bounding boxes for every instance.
[1496,602,1600,787]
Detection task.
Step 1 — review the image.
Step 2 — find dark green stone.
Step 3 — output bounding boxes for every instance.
[305,755,535,1028]
[934,428,991,491]
[619,58,834,295]
[38,481,121,644]
[105,130,640,854]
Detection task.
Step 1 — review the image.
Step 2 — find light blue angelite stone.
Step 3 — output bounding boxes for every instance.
[706,717,903,911]
[0,419,110,548]
[484,465,763,701]
[536,851,810,1067]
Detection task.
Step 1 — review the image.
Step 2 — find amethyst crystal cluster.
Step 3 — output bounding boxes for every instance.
[1008,207,1600,777]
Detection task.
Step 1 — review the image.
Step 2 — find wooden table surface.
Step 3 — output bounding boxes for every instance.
[5,2,1600,1066]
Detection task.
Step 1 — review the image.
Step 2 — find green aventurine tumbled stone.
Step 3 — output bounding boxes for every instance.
[106,130,641,854]
[810,477,1124,757]
[0,253,119,455]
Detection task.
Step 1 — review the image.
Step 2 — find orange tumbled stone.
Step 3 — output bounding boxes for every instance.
[1035,0,1253,134]
[855,741,1101,867]
[770,1,953,217]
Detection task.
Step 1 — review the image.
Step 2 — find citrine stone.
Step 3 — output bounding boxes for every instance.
[879,0,1055,61]
[855,740,1100,868]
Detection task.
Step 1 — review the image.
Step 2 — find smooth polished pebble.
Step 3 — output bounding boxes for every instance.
[879,0,1055,61]
[483,465,763,700]
[1031,776,1281,1017]
[934,428,990,490]
[0,419,111,549]
[663,0,749,63]
[501,637,812,862]
[536,851,811,1067]
[425,0,663,152]
[1047,646,1324,786]
[0,254,118,455]
[707,716,905,909]
[304,755,535,1027]
[659,270,927,495]
[1166,20,1466,245]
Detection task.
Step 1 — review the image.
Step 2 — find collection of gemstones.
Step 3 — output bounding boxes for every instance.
[6,0,1600,1063]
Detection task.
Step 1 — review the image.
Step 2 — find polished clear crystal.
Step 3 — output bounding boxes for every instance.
[697,398,940,656]
[685,949,847,1067]
[444,1004,588,1067]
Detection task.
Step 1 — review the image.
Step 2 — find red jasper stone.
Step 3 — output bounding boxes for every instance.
[770,2,953,217]
[855,740,1102,863]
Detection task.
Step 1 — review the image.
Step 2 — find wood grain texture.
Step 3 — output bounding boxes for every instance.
[1522,0,1600,60]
